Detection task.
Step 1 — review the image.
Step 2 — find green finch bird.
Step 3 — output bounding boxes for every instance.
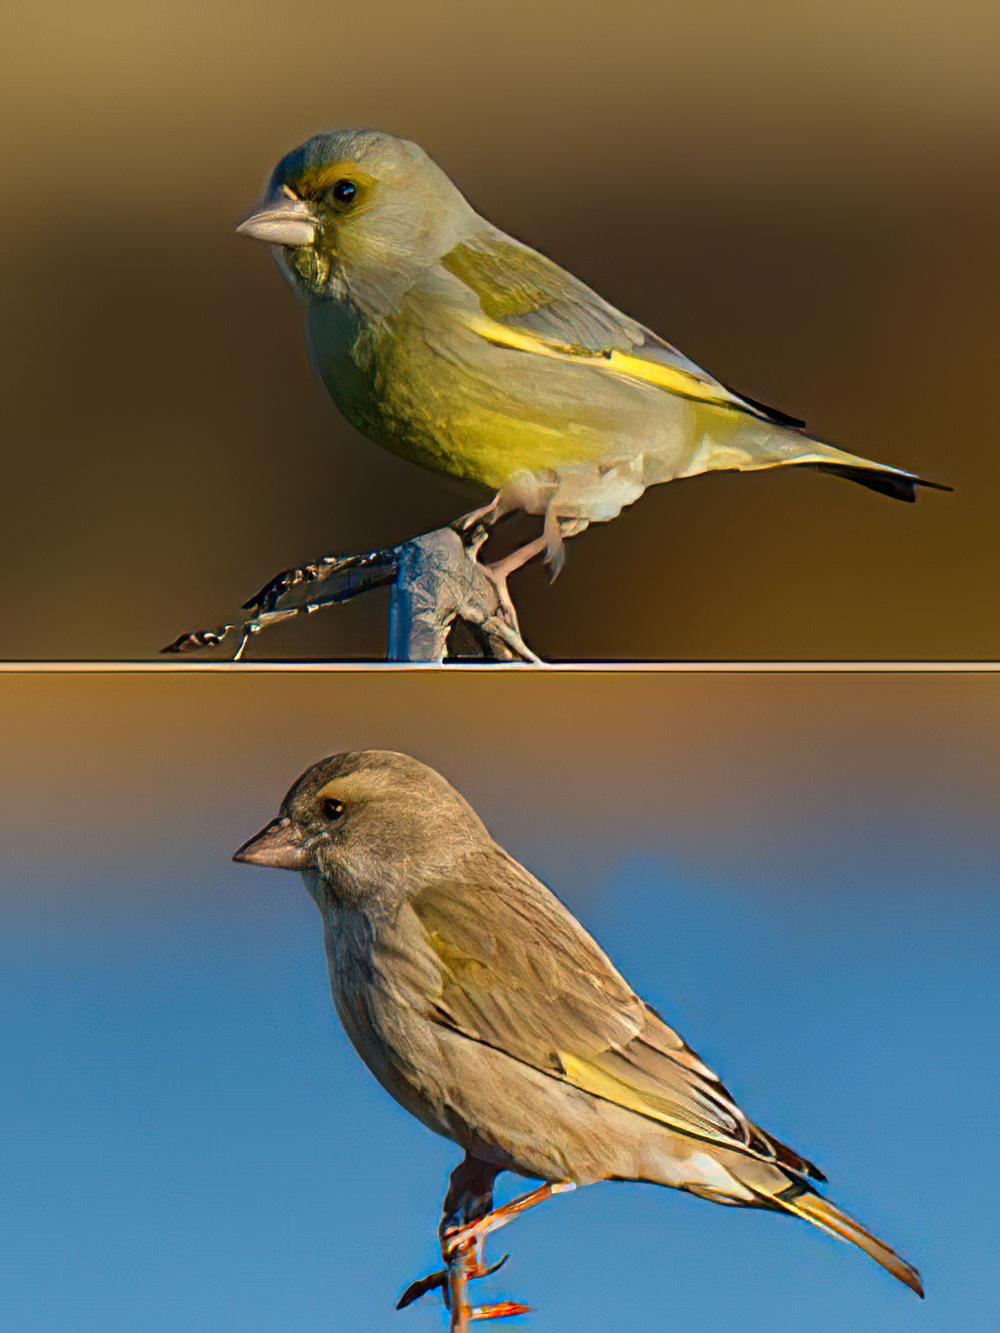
[237,129,944,591]
[234,749,922,1320]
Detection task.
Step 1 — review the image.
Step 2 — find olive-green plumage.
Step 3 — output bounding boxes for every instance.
[234,750,923,1300]
[238,130,942,564]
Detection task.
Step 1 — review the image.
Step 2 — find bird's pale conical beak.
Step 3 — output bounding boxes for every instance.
[236,197,317,247]
[233,816,308,871]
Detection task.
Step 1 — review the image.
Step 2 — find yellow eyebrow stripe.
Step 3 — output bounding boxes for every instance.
[294,161,377,194]
[466,314,744,412]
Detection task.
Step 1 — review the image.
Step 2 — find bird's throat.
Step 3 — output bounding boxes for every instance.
[291,245,333,295]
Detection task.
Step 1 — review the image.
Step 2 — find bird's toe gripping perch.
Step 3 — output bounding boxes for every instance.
[397,1180,575,1328]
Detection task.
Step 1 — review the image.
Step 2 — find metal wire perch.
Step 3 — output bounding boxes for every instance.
[163,522,541,664]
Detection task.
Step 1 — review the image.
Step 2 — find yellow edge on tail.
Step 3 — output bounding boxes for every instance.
[779,1190,924,1298]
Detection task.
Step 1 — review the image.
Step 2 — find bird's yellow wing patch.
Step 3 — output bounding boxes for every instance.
[444,232,801,424]
[466,313,748,413]
[557,1049,747,1150]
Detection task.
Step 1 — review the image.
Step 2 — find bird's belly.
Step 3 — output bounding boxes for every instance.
[370,343,633,489]
[306,302,728,536]
[310,306,694,492]
[334,988,459,1143]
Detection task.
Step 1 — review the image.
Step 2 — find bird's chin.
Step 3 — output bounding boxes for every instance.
[272,246,306,296]
[301,866,329,907]
[274,245,332,299]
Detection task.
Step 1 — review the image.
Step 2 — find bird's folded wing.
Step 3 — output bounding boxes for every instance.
[440,229,805,428]
[411,854,802,1167]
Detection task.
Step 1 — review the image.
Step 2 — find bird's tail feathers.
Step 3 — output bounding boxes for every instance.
[807,459,951,503]
[774,1184,924,1298]
[785,434,950,503]
[685,421,950,501]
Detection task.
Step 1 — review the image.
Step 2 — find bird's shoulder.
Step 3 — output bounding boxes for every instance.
[440,227,643,354]
[410,847,643,1053]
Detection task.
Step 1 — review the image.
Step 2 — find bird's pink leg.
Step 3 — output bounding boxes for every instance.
[485,535,549,626]
[398,1164,574,1323]
[442,1180,576,1324]
[443,1180,577,1261]
[398,1156,508,1318]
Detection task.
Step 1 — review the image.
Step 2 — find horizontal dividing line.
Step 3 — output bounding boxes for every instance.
[0,662,998,674]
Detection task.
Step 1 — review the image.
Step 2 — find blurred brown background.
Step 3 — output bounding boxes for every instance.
[3,668,997,893]
[3,1,998,660]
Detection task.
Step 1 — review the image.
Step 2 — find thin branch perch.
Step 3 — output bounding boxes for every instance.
[163,523,541,664]
[447,1237,476,1331]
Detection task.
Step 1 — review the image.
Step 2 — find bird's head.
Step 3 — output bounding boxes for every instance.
[233,750,490,908]
[236,130,476,305]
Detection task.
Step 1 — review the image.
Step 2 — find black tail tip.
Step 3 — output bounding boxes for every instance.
[812,463,952,503]
[904,1264,926,1299]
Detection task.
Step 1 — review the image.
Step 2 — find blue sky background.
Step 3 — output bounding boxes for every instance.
[4,826,996,1332]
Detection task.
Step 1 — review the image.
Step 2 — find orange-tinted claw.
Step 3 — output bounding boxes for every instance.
[397,1254,508,1312]
[481,1253,509,1279]
[470,1301,533,1321]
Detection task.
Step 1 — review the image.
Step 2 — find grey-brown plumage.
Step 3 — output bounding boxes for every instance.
[234,749,923,1299]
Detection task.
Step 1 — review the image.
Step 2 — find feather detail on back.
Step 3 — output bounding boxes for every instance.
[412,850,822,1175]
[444,230,800,425]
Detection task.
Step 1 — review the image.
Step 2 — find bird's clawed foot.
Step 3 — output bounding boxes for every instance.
[443,1235,531,1321]
[397,1179,574,1322]
[450,497,574,649]
[453,493,505,536]
[468,513,572,630]
[452,494,545,632]
[467,1301,533,1322]
[445,1180,574,1259]
[482,536,549,630]
[396,1252,528,1321]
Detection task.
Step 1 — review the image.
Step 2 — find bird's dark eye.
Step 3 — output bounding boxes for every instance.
[330,179,357,206]
[321,798,345,822]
